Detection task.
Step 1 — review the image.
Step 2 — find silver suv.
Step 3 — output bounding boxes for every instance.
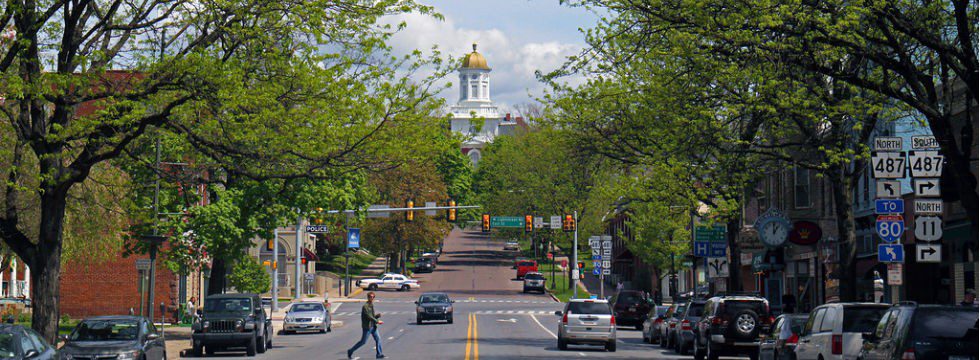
[555,299,617,352]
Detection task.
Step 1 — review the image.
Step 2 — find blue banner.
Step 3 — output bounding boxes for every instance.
[347,228,361,249]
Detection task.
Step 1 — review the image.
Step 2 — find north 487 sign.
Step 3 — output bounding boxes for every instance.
[871,152,906,179]
[908,151,945,178]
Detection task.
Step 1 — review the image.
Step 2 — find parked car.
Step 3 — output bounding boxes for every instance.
[522,272,546,293]
[662,302,688,349]
[516,260,538,279]
[611,290,654,330]
[356,273,420,291]
[283,302,331,334]
[513,256,529,269]
[191,293,273,357]
[556,298,617,352]
[759,314,808,360]
[642,305,670,344]
[793,302,889,360]
[504,241,520,251]
[693,294,774,360]
[0,324,56,359]
[859,303,978,360]
[60,316,165,360]
[414,257,435,273]
[674,299,706,355]
[415,292,454,324]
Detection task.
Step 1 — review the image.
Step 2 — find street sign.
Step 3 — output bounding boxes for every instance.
[913,178,941,197]
[425,201,437,216]
[871,152,906,179]
[875,180,901,198]
[695,225,727,242]
[367,204,391,218]
[913,216,943,241]
[910,135,939,150]
[602,260,611,269]
[887,264,903,285]
[916,244,941,263]
[306,225,330,233]
[908,151,945,178]
[707,258,729,278]
[534,217,544,229]
[602,269,611,275]
[873,137,903,151]
[602,240,613,249]
[693,242,710,257]
[588,236,599,248]
[591,248,600,257]
[135,259,151,271]
[490,216,525,228]
[347,228,361,248]
[550,216,561,229]
[913,199,943,215]
[593,268,600,276]
[878,244,904,263]
[874,199,905,214]
[875,215,904,243]
[602,248,612,257]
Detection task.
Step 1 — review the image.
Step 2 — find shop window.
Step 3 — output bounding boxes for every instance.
[794,166,811,208]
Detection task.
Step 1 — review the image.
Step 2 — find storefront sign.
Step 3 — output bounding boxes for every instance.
[788,221,822,245]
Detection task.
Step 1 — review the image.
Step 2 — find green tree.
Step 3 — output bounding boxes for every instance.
[0,0,442,341]
[228,256,271,294]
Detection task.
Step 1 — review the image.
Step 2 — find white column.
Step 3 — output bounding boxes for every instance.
[22,264,29,298]
[10,259,17,297]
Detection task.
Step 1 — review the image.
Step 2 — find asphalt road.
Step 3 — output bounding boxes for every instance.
[185,228,724,360]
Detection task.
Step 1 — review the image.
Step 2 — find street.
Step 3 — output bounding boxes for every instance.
[182,229,713,360]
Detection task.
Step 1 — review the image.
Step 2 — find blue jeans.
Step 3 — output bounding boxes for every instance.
[348,326,383,357]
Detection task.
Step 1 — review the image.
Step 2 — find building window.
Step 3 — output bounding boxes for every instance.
[794,166,811,208]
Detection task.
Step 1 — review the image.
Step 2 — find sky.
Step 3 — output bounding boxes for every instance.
[384,0,600,113]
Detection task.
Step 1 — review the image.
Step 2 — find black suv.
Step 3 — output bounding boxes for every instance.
[192,293,273,357]
[693,294,772,360]
[860,303,979,360]
[611,290,654,330]
[415,258,435,273]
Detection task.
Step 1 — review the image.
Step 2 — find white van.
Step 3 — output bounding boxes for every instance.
[795,303,889,360]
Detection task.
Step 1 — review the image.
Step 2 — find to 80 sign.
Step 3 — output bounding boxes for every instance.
[876,215,904,242]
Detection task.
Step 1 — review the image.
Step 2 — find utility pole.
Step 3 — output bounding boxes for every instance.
[344,212,351,297]
[272,229,279,312]
[572,211,579,298]
[295,214,304,300]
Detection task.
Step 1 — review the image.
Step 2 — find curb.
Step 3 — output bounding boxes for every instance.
[548,292,560,303]
[347,287,364,298]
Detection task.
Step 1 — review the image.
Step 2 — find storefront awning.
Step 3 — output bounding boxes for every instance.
[302,248,319,261]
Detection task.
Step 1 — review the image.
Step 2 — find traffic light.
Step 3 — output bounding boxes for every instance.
[482,214,491,233]
[266,239,274,251]
[563,214,576,232]
[405,199,414,222]
[313,207,324,224]
[525,215,533,233]
[447,199,457,221]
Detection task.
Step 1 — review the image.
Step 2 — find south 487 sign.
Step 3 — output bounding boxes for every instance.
[908,151,945,178]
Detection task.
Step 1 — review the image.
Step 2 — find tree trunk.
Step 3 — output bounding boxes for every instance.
[208,258,227,295]
[727,218,743,292]
[829,165,857,302]
[30,189,69,344]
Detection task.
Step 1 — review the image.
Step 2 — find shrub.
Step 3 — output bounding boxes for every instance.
[228,256,271,294]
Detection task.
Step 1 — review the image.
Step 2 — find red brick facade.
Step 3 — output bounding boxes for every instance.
[59,253,180,322]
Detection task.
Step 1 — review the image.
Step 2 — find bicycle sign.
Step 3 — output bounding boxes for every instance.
[876,215,904,243]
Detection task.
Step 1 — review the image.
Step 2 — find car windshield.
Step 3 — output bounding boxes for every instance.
[842,307,888,333]
[420,294,450,303]
[686,303,705,317]
[70,320,140,341]
[204,298,253,313]
[518,262,535,267]
[0,333,17,358]
[910,308,979,342]
[568,302,611,315]
[290,303,324,312]
[525,273,545,280]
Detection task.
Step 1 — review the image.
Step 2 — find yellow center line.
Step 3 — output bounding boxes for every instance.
[464,313,479,360]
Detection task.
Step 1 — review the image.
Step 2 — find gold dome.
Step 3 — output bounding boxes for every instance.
[461,43,490,70]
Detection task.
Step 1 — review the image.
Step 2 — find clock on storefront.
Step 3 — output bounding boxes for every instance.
[754,208,791,248]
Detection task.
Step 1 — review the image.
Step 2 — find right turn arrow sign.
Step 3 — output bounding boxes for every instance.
[916,244,941,263]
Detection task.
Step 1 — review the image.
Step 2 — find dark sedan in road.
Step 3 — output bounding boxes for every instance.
[0,325,57,359]
[60,316,166,360]
[416,292,454,324]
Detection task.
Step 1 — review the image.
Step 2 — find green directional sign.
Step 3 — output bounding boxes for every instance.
[490,216,525,228]
[695,225,727,242]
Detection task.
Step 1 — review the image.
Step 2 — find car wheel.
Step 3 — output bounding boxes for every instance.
[246,335,257,356]
[368,284,378,291]
[605,340,616,352]
[557,337,568,350]
[193,344,203,357]
[267,333,273,348]
[257,335,267,353]
[401,284,411,291]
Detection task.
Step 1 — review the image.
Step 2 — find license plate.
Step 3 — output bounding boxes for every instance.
[629,307,636,312]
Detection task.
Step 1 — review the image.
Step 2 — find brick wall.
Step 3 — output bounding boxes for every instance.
[60,252,179,322]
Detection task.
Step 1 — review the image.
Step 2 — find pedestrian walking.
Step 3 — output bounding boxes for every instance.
[348,292,385,359]
[961,289,977,306]
[185,296,197,323]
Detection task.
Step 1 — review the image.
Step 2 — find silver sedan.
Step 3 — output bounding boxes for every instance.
[283,302,331,334]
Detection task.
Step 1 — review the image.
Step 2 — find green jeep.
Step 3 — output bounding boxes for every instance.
[192,293,273,357]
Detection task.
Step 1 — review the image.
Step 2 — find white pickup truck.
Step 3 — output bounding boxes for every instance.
[356,273,420,291]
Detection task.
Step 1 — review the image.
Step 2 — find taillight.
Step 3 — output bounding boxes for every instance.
[562,312,568,324]
[655,318,663,324]
[670,322,676,328]
[711,316,725,326]
[831,334,843,355]
[610,316,616,326]
[786,333,798,344]
[901,348,916,360]
[681,319,692,331]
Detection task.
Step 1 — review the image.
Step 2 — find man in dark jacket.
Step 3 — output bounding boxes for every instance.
[348,292,385,359]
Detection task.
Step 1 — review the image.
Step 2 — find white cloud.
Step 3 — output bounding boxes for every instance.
[384,11,584,112]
